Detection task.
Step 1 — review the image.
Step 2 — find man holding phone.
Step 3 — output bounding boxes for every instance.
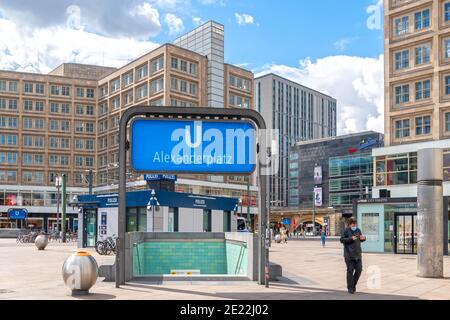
[340,217,366,294]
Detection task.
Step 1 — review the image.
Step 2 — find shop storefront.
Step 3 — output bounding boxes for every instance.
[76,190,241,248]
[355,198,449,255]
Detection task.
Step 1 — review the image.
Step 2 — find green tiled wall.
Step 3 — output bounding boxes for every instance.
[132,240,247,276]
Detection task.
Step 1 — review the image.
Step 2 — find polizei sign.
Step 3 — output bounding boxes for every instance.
[130,119,256,174]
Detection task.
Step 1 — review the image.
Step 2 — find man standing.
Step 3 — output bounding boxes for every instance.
[340,217,366,294]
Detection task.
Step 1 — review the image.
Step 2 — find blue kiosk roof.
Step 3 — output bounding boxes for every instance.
[77,190,239,211]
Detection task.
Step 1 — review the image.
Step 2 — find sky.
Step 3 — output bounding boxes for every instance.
[0,0,384,135]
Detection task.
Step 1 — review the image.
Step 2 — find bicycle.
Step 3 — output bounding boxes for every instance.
[95,234,117,255]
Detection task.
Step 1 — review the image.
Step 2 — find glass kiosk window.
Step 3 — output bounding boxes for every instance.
[127,207,147,232]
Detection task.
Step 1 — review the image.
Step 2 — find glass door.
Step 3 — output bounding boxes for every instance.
[395,214,417,254]
[84,209,97,247]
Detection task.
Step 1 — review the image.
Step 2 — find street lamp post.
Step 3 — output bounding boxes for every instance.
[147,189,159,232]
[55,176,62,233]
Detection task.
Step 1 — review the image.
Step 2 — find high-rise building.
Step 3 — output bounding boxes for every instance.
[254,73,337,208]
[0,21,258,231]
[372,0,450,198]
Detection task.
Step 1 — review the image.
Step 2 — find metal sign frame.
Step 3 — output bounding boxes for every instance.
[130,118,258,175]
[116,106,270,288]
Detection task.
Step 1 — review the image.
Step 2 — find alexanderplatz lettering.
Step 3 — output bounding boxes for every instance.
[131,119,256,173]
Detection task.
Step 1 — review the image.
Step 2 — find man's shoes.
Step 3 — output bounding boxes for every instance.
[348,288,355,294]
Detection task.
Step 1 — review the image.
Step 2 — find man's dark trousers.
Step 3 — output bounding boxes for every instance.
[345,258,362,291]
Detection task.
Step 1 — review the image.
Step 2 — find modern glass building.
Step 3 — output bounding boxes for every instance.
[271,131,383,236]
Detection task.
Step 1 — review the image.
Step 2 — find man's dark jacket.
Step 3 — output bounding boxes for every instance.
[340,227,366,260]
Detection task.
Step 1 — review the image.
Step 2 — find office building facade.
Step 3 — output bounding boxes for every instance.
[270,131,383,236]
[0,21,258,232]
[254,73,337,208]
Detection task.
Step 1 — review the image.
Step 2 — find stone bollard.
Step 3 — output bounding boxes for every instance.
[35,234,48,250]
[417,148,444,278]
[62,251,98,296]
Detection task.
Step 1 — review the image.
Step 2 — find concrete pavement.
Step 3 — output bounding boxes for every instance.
[0,239,449,300]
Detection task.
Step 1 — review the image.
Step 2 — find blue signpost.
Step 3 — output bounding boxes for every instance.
[8,208,28,220]
[116,106,269,288]
[131,119,256,174]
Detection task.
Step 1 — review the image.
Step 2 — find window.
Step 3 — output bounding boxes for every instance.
[34,154,43,164]
[35,136,44,148]
[445,39,450,60]
[151,78,164,93]
[85,157,94,167]
[395,50,409,70]
[171,57,178,69]
[123,71,134,87]
[395,84,410,104]
[171,78,178,91]
[22,154,33,165]
[35,101,44,112]
[415,9,430,31]
[100,85,108,97]
[8,100,17,110]
[136,84,148,100]
[76,87,84,98]
[137,64,148,80]
[76,105,84,115]
[189,63,197,75]
[8,81,17,92]
[415,115,431,135]
[229,94,235,106]
[61,120,70,131]
[23,136,33,147]
[35,119,44,129]
[180,80,187,93]
[23,118,33,129]
[50,103,59,113]
[61,104,70,113]
[24,100,33,111]
[445,112,450,132]
[85,122,94,133]
[35,84,44,94]
[415,44,430,65]
[446,2,450,22]
[75,156,83,167]
[51,85,59,95]
[61,86,70,96]
[23,172,32,182]
[229,75,236,87]
[243,79,250,92]
[86,105,94,115]
[395,16,409,36]
[415,80,431,100]
[189,83,197,96]
[0,99,5,109]
[111,79,120,92]
[180,60,187,72]
[0,80,6,91]
[24,83,33,93]
[395,119,410,139]
[446,76,450,95]
[151,56,164,73]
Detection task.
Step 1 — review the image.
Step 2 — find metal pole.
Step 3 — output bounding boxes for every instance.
[61,174,67,243]
[417,148,444,278]
[247,179,251,230]
[88,169,93,195]
[312,191,316,236]
[153,205,155,232]
[56,184,60,233]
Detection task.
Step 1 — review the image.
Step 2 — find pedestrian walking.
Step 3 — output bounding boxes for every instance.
[340,217,366,294]
[321,228,326,247]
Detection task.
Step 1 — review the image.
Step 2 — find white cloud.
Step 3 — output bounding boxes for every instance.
[235,13,254,26]
[192,17,204,27]
[164,13,184,36]
[256,55,384,135]
[0,17,159,73]
[0,0,162,39]
[333,38,352,52]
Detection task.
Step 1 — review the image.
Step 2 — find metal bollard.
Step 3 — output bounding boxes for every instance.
[35,234,48,250]
[62,250,98,296]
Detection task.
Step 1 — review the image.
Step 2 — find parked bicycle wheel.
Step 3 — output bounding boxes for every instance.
[95,241,105,255]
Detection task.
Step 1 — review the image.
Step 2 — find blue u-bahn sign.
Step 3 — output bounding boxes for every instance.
[8,208,28,220]
[131,119,256,174]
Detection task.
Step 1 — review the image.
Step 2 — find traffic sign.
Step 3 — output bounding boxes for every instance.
[8,208,28,220]
[131,119,256,174]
